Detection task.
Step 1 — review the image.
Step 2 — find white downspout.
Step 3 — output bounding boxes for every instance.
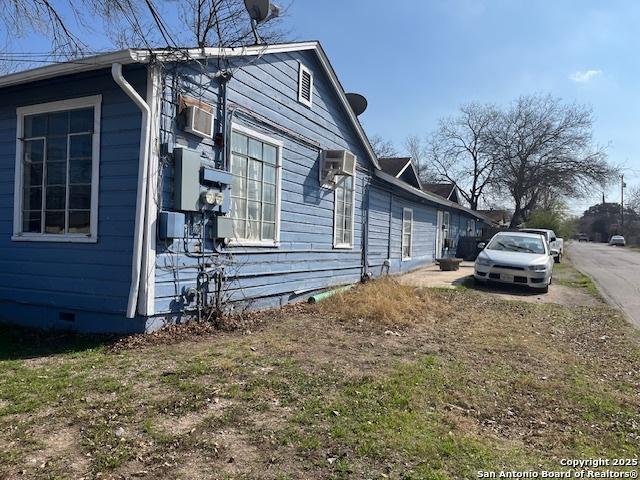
[111,63,151,319]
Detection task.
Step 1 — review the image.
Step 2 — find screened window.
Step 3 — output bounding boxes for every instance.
[402,208,413,260]
[334,176,354,248]
[14,96,100,242]
[230,128,281,244]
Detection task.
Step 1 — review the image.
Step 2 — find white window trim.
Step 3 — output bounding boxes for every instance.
[297,62,313,108]
[228,123,283,247]
[443,211,450,237]
[333,175,356,249]
[467,218,475,235]
[12,95,102,243]
[402,207,414,261]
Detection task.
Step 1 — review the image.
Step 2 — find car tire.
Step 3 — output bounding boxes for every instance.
[540,284,549,293]
[554,254,561,264]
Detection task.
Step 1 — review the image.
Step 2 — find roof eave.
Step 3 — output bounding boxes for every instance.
[0,50,137,89]
[375,170,494,223]
[0,41,380,170]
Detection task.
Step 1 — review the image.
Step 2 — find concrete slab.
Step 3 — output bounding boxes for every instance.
[398,262,600,307]
[398,262,474,289]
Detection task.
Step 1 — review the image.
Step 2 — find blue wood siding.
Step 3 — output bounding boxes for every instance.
[0,66,146,330]
[154,50,375,315]
[367,179,438,276]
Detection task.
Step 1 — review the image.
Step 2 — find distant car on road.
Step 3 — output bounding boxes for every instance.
[609,235,626,246]
[474,231,555,293]
[577,233,589,242]
[519,228,564,263]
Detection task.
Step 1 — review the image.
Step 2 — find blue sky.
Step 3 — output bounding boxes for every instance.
[8,0,639,212]
[285,0,640,212]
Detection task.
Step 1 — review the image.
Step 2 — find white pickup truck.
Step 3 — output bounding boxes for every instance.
[519,228,564,263]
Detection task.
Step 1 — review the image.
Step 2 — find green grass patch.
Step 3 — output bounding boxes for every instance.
[553,262,601,298]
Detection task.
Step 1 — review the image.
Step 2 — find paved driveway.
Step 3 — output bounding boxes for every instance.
[566,242,640,328]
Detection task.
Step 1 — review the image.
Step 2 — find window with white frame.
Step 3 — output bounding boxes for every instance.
[443,211,450,237]
[467,218,475,236]
[13,95,101,242]
[334,176,354,248]
[229,126,281,245]
[402,208,413,260]
[298,63,313,107]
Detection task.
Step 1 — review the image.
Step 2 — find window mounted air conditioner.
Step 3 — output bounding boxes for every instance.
[320,149,356,187]
[184,104,214,139]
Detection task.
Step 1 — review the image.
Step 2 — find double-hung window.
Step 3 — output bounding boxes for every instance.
[229,126,282,245]
[402,208,413,260]
[13,95,101,242]
[334,176,355,248]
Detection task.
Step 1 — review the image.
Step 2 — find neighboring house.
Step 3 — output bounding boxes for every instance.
[477,209,511,228]
[0,42,491,333]
[378,157,421,188]
[422,182,461,204]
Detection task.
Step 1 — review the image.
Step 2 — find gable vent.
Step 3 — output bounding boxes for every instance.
[298,63,313,107]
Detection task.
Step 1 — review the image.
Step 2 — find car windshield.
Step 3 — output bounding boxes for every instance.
[487,235,546,254]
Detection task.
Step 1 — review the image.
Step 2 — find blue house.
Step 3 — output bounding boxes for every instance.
[0,42,492,333]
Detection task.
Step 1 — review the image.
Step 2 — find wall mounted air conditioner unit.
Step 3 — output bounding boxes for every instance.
[184,104,214,139]
[320,149,356,187]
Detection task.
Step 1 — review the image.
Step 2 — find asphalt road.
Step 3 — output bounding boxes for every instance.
[566,241,640,328]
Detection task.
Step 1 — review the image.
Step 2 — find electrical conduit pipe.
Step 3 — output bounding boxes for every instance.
[111,63,151,318]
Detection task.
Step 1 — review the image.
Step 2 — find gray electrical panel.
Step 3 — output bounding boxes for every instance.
[174,147,201,211]
[159,211,185,239]
[210,216,234,240]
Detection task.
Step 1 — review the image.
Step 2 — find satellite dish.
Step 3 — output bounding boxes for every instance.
[346,93,368,116]
[244,0,272,23]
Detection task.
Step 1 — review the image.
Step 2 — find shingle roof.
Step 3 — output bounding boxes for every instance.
[422,182,455,199]
[378,157,411,177]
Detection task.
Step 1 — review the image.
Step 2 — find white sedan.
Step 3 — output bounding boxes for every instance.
[474,232,556,293]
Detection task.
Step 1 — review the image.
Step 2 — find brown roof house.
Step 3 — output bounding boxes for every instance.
[378,157,422,189]
[422,182,460,204]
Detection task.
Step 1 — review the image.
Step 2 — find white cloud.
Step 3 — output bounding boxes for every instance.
[569,69,603,83]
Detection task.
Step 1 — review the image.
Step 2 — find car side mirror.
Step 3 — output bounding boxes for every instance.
[550,248,559,256]
[477,242,486,249]
[551,237,557,242]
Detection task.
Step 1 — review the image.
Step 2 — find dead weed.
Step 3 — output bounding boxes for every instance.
[311,278,450,328]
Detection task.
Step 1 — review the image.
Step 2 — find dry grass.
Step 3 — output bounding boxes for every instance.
[312,278,449,328]
[0,280,639,479]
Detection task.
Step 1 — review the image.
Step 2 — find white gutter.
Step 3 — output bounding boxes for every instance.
[111,63,151,319]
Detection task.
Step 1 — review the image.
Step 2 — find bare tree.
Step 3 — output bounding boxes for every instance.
[404,134,435,183]
[488,94,615,227]
[0,0,288,67]
[180,0,287,48]
[627,185,640,215]
[369,134,398,158]
[426,103,498,210]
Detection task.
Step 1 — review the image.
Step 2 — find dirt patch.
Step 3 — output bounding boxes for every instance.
[470,282,600,306]
[22,425,90,477]
[155,398,229,435]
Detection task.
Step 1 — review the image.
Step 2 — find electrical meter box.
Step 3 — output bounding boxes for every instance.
[202,167,232,215]
[210,216,234,240]
[159,211,185,239]
[174,147,201,211]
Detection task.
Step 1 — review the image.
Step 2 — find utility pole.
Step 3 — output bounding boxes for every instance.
[621,174,626,235]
